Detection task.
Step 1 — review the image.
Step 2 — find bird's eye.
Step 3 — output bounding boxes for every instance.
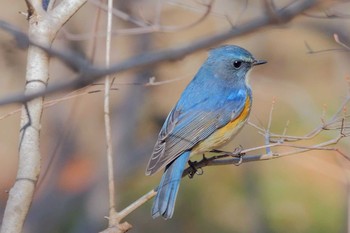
[233,60,242,69]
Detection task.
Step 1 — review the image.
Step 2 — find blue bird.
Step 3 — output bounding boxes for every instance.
[146,45,266,219]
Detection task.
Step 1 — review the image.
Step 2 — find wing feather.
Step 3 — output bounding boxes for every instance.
[146,88,249,175]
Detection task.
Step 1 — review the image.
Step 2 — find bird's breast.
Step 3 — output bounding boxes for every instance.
[191,95,251,155]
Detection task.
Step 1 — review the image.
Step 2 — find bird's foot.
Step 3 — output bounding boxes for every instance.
[232,154,243,166]
[187,160,203,179]
[230,145,244,166]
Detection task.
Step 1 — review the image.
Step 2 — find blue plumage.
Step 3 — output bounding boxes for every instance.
[146,45,266,219]
[152,151,191,219]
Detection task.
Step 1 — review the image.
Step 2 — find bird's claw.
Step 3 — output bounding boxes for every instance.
[187,160,203,178]
[233,154,243,166]
[232,145,243,156]
[230,146,244,166]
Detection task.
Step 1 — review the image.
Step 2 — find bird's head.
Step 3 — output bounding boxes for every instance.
[206,45,266,85]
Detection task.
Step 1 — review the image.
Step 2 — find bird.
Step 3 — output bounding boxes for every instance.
[146,45,266,219]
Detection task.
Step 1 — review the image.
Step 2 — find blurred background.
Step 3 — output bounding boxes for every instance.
[1,0,350,232]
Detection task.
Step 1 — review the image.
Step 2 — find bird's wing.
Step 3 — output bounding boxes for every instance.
[146,89,248,175]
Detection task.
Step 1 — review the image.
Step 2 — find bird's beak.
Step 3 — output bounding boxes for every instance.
[253,59,267,66]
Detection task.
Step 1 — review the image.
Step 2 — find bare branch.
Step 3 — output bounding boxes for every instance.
[88,0,148,27]
[115,129,349,221]
[151,0,214,32]
[102,0,121,231]
[63,0,214,40]
[182,109,350,175]
[305,33,350,54]
[117,190,156,222]
[100,90,349,222]
[302,1,350,19]
[267,95,350,142]
[0,1,87,233]
[0,74,184,121]
[0,0,317,106]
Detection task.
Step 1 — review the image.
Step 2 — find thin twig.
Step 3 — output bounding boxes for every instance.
[153,0,162,27]
[264,97,275,154]
[334,34,350,50]
[249,95,350,143]
[88,0,148,27]
[87,0,104,61]
[268,96,350,142]
[0,76,183,121]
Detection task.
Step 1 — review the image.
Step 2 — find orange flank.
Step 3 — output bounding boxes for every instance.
[191,95,251,155]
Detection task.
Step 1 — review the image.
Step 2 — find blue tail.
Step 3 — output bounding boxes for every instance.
[152,151,191,219]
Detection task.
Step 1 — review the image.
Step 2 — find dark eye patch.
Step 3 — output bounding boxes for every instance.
[233,60,242,69]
